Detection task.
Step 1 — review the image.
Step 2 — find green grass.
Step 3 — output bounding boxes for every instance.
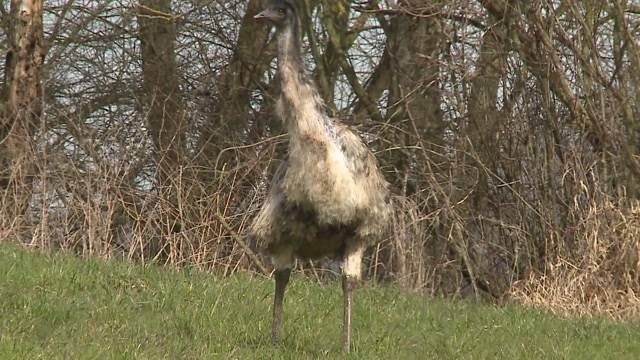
[0,245,639,359]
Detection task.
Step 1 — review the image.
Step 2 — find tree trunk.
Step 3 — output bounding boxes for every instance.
[138,0,185,187]
[315,0,350,106]
[196,0,273,163]
[466,15,507,212]
[138,0,186,248]
[462,15,509,298]
[388,5,443,141]
[386,1,444,191]
[1,0,44,237]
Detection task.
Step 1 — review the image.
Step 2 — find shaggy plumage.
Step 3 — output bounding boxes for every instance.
[252,120,390,258]
[251,0,391,352]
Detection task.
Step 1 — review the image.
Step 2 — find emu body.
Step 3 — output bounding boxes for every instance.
[251,0,391,352]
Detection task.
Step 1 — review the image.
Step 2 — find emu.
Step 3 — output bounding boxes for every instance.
[251,0,391,352]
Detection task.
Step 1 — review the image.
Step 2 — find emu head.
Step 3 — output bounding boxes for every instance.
[254,0,297,27]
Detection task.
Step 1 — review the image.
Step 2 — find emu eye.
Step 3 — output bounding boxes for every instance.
[278,8,286,14]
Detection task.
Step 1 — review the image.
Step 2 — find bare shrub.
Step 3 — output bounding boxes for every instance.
[511,182,640,319]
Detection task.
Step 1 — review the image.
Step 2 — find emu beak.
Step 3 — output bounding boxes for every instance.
[254,9,279,21]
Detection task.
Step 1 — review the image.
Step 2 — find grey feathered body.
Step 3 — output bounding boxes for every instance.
[250,12,391,261]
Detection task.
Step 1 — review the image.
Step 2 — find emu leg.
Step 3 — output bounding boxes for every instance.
[342,274,357,352]
[272,268,291,343]
[342,246,364,352]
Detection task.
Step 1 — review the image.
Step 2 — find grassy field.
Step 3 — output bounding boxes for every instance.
[0,245,638,359]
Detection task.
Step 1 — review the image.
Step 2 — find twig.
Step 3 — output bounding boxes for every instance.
[213,212,268,275]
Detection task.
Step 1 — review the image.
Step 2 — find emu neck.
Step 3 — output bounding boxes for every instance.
[277,20,329,141]
[277,21,304,76]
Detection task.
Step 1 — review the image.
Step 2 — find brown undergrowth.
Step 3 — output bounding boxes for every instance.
[511,197,640,319]
[2,133,639,320]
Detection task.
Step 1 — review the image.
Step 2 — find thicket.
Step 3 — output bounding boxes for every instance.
[1,0,639,318]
